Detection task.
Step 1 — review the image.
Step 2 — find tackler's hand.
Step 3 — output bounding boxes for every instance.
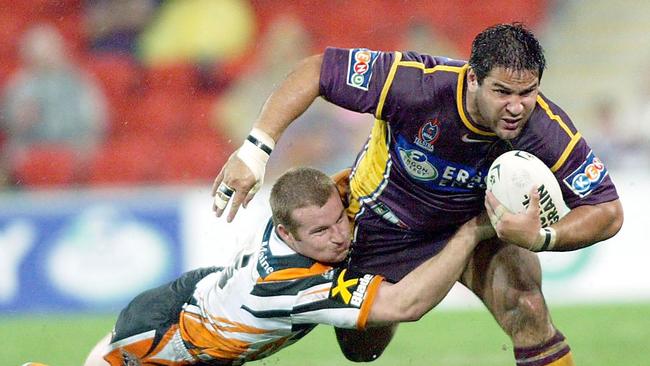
[212,152,259,222]
[212,128,275,222]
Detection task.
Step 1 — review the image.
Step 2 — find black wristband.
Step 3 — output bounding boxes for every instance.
[246,135,273,155]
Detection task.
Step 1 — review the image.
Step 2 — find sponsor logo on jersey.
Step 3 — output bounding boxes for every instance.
[331,270,374,308]
[396,136,488,193]
[398,148,438,181]
[331,269,358,304]
[350,274,373,307]
[258,245,274,275]
[563,151,607,198]
[347,49,379,90]
[414,119,441,151]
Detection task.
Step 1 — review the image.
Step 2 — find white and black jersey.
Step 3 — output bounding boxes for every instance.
[179,219,384,364]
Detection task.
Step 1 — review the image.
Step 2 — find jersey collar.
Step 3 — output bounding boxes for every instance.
[456,64,496,137]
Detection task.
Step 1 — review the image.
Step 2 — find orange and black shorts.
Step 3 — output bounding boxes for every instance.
[104,267,221,366]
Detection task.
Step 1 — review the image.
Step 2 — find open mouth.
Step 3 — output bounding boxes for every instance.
[501,119,521,130]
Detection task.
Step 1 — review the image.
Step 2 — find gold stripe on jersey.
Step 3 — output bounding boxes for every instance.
[456,64,497,137]
[258,262,332,282]
[375,51,402,119]
[397,61,465,75]
[551,132,582,173]
[536,95,583,172]
[537,96,576,138]
[349,51,403,218]
[396,59,493,136]
[348,119,390,218]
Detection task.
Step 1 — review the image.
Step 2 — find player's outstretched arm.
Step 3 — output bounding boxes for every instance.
[212,54,324,222]
[366,213,495,325]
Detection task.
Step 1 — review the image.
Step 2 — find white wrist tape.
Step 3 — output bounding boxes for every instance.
[531,227,557,252]
[236,128,275,182]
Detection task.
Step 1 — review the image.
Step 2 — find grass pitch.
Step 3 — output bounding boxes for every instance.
[2,303,649,366]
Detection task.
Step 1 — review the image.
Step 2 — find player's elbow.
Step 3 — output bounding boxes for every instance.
[602,199,624,240]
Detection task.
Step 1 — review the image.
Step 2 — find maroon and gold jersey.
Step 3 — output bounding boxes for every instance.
[319,48,618,281]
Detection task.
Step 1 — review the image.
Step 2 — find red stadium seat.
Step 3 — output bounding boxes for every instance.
[144,62,198,94]
[13,145,78,187]
[84,54,144,136]
[118,89,193,138]
[158,132,232,184]
[88,136,162,186]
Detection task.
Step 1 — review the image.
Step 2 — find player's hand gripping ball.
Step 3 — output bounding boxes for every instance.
[486,150,570,228]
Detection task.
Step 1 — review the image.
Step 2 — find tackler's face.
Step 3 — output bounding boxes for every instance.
[469,66,540,141]
[285,190,351,264]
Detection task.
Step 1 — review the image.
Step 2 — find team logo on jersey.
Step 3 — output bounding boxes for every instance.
[414,119,441,152]
[331,269,358,304]
[563,151,607,198]
[331,270,374,307]
[347,49,378,90]
[398,148,438,181]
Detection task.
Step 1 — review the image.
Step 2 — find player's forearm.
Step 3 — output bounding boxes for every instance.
[551,199,623,251]
[368,220,484,325]
[252,54,323,142]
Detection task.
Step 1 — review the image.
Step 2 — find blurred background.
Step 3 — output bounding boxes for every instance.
[0,0,649,365]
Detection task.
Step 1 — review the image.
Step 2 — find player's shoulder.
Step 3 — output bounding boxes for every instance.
[399,51,466,69]
[396,51,466,84]
[386,51,464,107]
[514,93,581,163]
[530,93,579,134]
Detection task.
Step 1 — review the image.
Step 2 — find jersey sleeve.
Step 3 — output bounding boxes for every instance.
[530,96,619,208]
[319,47,395,117]
[320,47,462,130]
[290,267,383,330]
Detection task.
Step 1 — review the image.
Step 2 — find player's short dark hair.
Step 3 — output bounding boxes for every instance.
[270,167,337,236]
[469,23,546,84]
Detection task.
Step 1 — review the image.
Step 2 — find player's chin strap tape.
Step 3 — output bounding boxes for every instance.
[531,227,557,252]
[236,128,275,190]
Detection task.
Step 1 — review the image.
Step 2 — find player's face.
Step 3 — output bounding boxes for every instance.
[286,190,351,263]
[468,67,540,140]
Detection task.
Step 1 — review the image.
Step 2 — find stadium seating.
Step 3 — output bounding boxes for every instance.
[158,132,232,184]
[1,0,550,188]
[87,135,161,186]
[12,145,79,187]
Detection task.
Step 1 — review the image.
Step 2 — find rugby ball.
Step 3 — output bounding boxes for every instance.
[486,150,569,227]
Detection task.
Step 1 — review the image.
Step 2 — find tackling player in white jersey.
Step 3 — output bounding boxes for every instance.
[82,167,495,366]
